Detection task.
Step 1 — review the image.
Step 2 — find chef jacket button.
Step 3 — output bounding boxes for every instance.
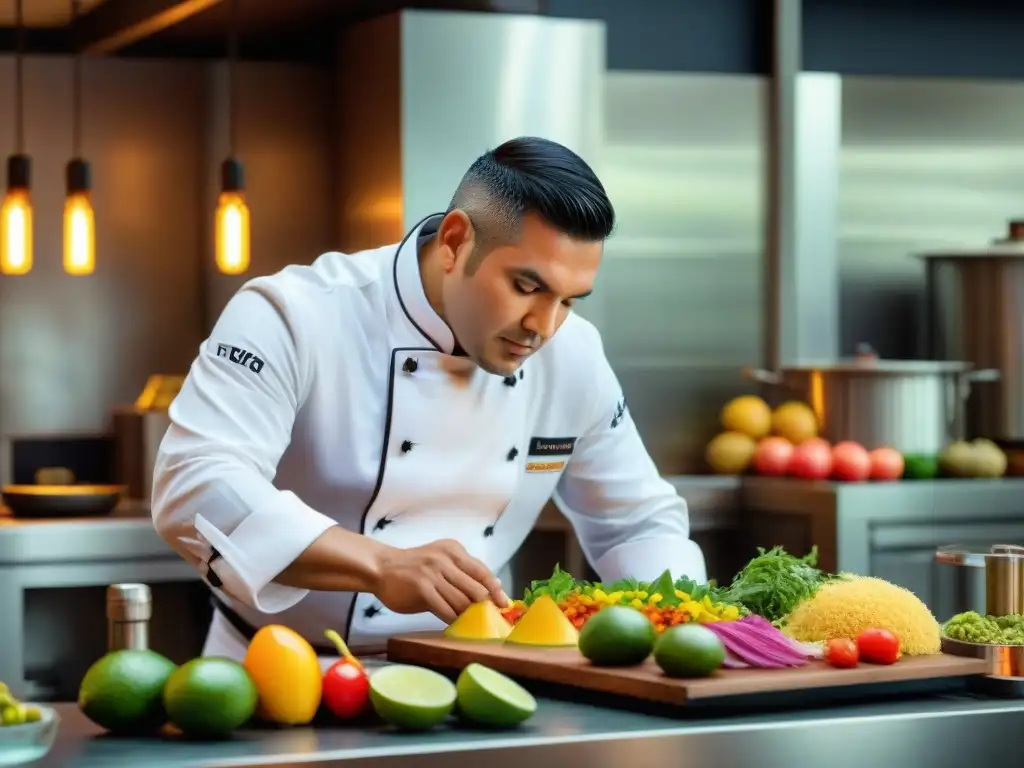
[402,357,418,374]
[483,525,495,538]
[400,440,415,453]
[373,517,392,532]
[518,370,524,380]
[507,447,518,461]
[503,375,517,387]
[363,604,382,619]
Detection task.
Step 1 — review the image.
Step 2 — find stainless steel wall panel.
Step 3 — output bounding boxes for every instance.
[400,10,606,230]
[839,77,1024,359]
[599,72,768,473]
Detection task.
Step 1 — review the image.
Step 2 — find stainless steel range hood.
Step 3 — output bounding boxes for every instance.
[334,9,606,250]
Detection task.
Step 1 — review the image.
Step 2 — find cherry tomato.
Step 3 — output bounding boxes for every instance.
[322,658,370,720]
[825,638,859,668]
[856,628,900,665]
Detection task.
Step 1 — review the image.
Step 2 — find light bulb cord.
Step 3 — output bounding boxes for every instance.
[227,0,239,157]
[71,0,83,159]
[14,0,24,155]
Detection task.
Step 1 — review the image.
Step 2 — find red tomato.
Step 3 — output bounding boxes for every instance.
[825,638,859,668]
[869,447,905,481]
[752,436,794,476]
[831,441,872,482]
[855,628,900,665]
[322,659,370,720]
[789,438,833,480]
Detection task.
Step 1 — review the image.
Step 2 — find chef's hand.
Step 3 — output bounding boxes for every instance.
[372,539,509,624]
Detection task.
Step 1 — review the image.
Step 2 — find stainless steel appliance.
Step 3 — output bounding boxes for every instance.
[745,348,998,454]
[920,221,1024,443]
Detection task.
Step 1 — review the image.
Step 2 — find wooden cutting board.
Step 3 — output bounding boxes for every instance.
[387,633,989,706]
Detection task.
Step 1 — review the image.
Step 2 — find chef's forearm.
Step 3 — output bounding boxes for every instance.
[273,525,386,593]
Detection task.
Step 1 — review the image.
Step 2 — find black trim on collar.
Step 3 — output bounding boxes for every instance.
[392,213,447,351]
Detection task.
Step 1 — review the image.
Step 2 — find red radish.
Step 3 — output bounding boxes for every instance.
[869,447,905,481]
[832,441,872,482]
[789,438,833,480]
[752,437,794,476]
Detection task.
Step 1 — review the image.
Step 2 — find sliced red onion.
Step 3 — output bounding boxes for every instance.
[705,618,809,669]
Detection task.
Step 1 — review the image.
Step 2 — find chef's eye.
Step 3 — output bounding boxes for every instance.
[513,279,538,295]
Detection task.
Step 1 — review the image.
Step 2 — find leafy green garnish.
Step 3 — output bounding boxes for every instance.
[722,545,832,624]
[643,570,677,607]
[605,576,642,593]
[522,563,589,605]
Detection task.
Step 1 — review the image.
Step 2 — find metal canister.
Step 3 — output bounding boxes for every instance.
[106,583,152,652]
[985,545,1024,616]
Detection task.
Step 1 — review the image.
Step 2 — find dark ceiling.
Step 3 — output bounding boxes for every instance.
[0,0,543,61]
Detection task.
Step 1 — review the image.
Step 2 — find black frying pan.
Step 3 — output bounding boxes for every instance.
[1,484,126,518]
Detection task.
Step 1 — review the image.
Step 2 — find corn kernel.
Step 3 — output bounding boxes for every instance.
[649,593,663,604]
[630,598,643,609]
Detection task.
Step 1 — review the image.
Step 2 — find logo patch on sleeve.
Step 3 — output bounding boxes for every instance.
[215,342,265,374]
[610,398,627,429]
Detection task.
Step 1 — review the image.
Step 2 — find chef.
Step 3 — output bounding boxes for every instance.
[151,136,707,664]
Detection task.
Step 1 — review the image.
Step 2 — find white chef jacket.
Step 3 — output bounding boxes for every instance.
[152,214,706,659]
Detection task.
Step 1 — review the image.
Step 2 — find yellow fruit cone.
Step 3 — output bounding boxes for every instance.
[445,601,512,641]
[505,595,579,647]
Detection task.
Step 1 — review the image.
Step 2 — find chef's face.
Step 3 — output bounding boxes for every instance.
[437,211,602,376]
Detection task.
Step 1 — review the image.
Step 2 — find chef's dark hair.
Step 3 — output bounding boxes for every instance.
[448,136,615,274]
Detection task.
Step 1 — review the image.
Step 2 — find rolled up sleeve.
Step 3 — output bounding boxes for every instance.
[553,335,707,585]
[152,282,336,613]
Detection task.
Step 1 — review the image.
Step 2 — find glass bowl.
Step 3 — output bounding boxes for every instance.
[0,706,60,767]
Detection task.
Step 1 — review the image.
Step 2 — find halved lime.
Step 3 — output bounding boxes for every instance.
[368,664,456,730]
[455,663,537,728]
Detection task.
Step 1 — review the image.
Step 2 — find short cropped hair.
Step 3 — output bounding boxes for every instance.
[448,137,615,274]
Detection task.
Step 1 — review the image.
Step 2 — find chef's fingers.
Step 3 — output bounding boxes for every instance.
[423,582,458,624]
[452,552,509,607]
[442,564,492,606]
[435,576,472,619]
[434,539,509,607]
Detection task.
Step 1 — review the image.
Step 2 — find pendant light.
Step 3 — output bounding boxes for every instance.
[214,0,250,276]
[64,0,94,276]
[0,0,32,275]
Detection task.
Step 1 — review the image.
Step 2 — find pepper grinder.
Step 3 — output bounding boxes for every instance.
[106,583,152,652]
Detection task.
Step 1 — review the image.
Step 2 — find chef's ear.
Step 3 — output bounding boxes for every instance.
[437,210,474,271]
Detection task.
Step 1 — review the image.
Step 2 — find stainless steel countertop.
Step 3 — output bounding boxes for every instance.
[31,693,1024,768]
[741,476,1024,521]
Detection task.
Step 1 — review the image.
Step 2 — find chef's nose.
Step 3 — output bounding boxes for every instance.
[522,302,559,341]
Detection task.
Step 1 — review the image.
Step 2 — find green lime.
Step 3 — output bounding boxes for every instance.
[455,663,536,728]
[369,664,456,731]
[653,624,726,678]
[78,649,177,734]
[903,454,939,480]
[163,657,258,739]
[578,606,656,667]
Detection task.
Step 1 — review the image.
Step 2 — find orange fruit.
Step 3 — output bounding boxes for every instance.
[720,396,772,439]
[705,431,757,475]
[243,625,322,725]
[771,401,819,444]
